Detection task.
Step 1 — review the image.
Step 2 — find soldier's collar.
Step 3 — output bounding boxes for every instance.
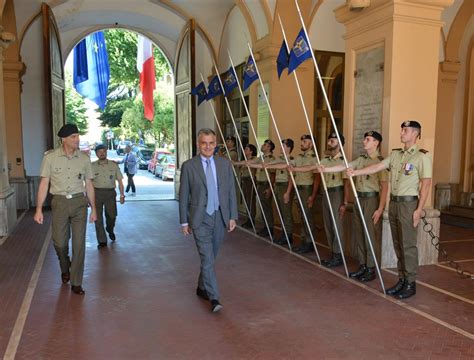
[98,159,109,164]
[367,150,380,160]
[59,146,79,158]
[402,144,418,154]
[329,151,342,160]
[303,149,314,155]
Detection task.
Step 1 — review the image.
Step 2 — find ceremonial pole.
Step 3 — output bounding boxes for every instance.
[294,0,386,293]
[199,73,257,234]
[228,51,319,260]
[277,15,346,274]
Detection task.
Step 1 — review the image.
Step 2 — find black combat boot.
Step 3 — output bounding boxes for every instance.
[349,264,367,279]
[386,278,406,296]
[358,267,376,282]
[396,281,416,299]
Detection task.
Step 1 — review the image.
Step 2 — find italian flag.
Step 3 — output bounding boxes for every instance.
[137,35,156,121]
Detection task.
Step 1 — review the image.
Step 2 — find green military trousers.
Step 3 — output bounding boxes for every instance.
[295,185,315,245]
[51,195,88,286]
[388,200,419,282]
[352,196,381,267]
[322,189,344,254]
[94,188,118,244]
[275,182,293,235]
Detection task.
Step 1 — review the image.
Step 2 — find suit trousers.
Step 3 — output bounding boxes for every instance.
[352,196,381,267]
[51,195,88,286]
[94,188,118,244]
[388,200,419,282]
[193,210,225,301]
[322,190,344,254]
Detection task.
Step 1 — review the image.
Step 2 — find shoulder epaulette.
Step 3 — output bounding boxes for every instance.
[311,154,316,157]
[360,153,366,158]
[298,154,304,157]
[392,148,402,152]
[44,149,54,155]
[419,149,429,154]
[378,155,384,161]
[339,156,344,160]
[290,156,294,160]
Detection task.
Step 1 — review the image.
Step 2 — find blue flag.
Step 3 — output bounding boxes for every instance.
[288,28,312,74]
[190,82,208,105]
[222,67,238,96]
[73,31,110,110]
[276,40,289,79]
[242,56,259,91]
[206,75,223,100]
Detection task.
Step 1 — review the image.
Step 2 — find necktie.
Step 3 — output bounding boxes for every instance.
[206,159,218,215]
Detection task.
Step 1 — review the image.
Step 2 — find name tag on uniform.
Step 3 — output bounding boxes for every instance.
[404,163,413,175]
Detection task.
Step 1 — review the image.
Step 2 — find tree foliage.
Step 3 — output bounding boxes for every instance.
[65,72,88,134]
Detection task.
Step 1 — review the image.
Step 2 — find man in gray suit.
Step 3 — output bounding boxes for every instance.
[179,128,238,313]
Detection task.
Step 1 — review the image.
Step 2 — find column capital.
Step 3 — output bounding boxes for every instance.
[0,28,15,61]
[439,60,461,84]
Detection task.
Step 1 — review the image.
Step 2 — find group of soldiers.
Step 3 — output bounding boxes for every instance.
[34,124,125,295]
[228,120,432,300]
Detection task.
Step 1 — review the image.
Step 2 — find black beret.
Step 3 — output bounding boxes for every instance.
[95,144,107,152]
[264,139,275,150]
[364,130,383,142]
[401,120,421,129]
[57,123,79,138]
[282,138,294,149]
[328,131,345,146]
[300,134,312,140]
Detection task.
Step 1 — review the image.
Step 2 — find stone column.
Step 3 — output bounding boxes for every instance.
[335,0,453,266]
[0,26,17,238]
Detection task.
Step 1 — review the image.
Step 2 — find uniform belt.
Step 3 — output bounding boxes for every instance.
[390,195,418,202]
[297,185,312,189]
[257,181,268,185]
[54,192,85,199]
[357,191,379,198]
[94,188,115,191]
[275,181,288,185]
[327,186,344,193]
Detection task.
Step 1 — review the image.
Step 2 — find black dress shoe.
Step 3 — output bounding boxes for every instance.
[359,267,376,282]
[386,279,406,296]
[211,299,223,313]
[196,287,209,301]
[108,232,116,241]
[97,242,107,249]
[349,264,367,279]
[322,253,343,267]
[61,272,70,284]
[71,285,85,295]
[396,281,416,299]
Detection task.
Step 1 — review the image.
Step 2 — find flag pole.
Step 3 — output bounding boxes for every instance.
[277,15,347,275]
[228,51,321,257]
[293,0,386,294]
[208,62,276,243]
[199,73,257,235]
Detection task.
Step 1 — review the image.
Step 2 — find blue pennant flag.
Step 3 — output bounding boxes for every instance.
[242,56,259,91]
[206,75,223,100]
[222,67,238,96]
[190,82,208,105]
[276,40,289,79]
[73,31,110,110]
[288,28,312,74]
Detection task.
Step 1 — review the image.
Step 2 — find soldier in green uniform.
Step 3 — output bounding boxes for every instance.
[257,139,295,246]
[293,133,350,264]
[239,144,257,229]
[347,121,432,299]
[34,124,97,295]
[234,139,275,237]
[92,145,125,248]
[317,131,388,281]
[222,135,239,161]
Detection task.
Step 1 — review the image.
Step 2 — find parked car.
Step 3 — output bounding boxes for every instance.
[116,140,132,155]
[154,155,175,181]
[148,149,171,173]
[132,146,154,170]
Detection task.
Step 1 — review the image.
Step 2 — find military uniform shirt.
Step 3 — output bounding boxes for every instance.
[92,159,123,189]
[272,155,295,183]
[223,148,238,161]
[294,149,316,185]
[349,151,388,192]
[382,144,432,196]
[40,147,93,195]
[255,154,275,182]
[241,156,255,178]
[320,152,346,188]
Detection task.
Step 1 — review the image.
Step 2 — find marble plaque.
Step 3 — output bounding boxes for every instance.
[353,47,384,157]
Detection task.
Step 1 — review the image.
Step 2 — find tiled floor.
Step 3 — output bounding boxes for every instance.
[1,202,473,359]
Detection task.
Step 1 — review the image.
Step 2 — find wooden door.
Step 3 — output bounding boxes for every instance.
[42,3,65,150]
[174,19,196,198]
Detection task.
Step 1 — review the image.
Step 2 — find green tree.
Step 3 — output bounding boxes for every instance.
[65,72,88,134]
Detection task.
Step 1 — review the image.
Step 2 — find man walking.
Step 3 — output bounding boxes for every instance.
[34,124,96,295]
[347,121,432,299]
[124,145,137,196]
[92,144,125,248]
[179,128,238,313]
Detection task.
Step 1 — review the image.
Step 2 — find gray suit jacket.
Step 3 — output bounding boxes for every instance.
[179,155,238,229]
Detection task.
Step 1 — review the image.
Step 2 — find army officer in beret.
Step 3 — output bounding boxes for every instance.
[34,124,97,295]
